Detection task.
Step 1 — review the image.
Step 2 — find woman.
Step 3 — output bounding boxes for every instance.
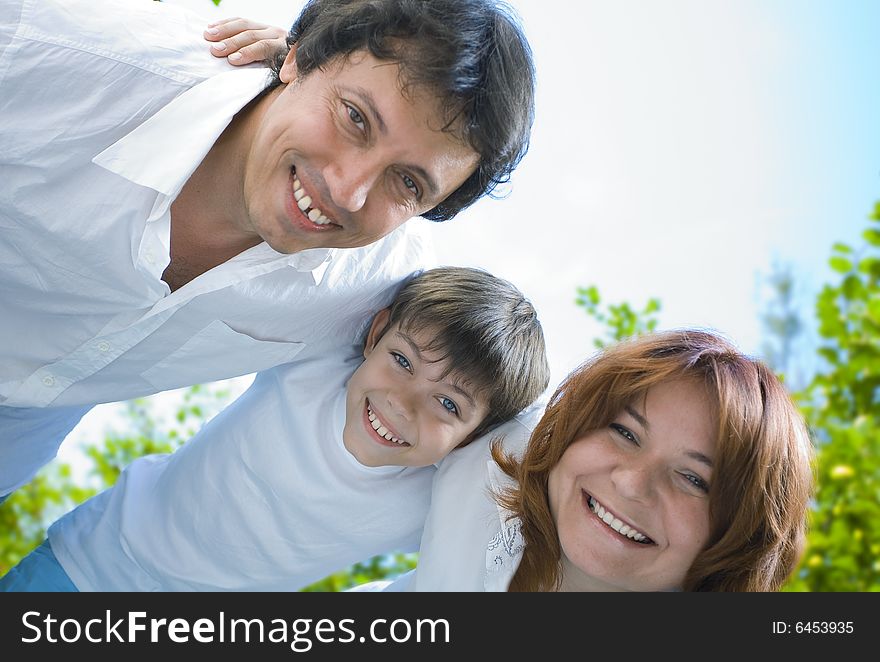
[382,329,814,592]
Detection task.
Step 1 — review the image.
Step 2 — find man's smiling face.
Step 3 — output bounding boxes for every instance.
[240,49,479,254]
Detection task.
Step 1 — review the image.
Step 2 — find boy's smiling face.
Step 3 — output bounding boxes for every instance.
[343,309,490,468]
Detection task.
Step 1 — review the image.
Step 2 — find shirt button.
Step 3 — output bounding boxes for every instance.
[42,375,56,387]
[97,340,111,352]
[145,249,156,265]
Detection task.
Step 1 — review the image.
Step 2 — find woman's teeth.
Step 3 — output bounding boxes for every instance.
[292,172,334,226]
[588,495,652,544]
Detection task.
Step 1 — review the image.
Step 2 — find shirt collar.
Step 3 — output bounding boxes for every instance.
[93,66,333,278]
[93,66,270,197]
[484,459,525,591]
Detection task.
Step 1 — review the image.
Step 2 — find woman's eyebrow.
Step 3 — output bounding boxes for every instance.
[624,405,649,431]
[687,451,714,469]
[624,404,714,468]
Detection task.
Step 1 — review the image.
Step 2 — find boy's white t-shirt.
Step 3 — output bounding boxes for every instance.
[48,357,435,591]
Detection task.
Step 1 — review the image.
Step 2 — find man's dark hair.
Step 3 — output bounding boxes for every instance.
[268,0,536,221]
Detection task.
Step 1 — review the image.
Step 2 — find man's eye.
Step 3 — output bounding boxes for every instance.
[400,173,419,197]
[610,423,638,444]
[390,352,412,372]
[345,103,366,131]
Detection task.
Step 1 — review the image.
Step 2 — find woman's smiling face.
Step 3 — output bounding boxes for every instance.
[547,378,717,592]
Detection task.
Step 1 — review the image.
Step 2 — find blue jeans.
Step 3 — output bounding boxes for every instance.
[0,539,78,592]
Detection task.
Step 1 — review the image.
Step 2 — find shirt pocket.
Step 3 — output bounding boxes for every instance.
[141,320,305,391]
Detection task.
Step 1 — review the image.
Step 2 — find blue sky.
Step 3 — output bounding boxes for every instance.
[61,0,880,462]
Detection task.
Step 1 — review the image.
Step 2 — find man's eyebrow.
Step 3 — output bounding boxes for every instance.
[624,405,714,469]
[395,331,476,408]
[348,86,387,134]
[347,86,440,199]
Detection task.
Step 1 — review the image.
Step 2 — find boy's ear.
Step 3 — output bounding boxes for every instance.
[279,45,298,84]
[363,308,392,358]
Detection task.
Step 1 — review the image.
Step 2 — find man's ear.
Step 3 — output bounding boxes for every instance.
[363,308,392,358]
[279,45,298,84]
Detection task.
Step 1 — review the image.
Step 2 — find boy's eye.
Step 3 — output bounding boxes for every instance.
[390,352,412,373]
[438,396,459,417]
[610,423,638,445]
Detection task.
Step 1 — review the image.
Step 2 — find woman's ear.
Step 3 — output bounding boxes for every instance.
[279,45,298,84]
[363,308,392,358]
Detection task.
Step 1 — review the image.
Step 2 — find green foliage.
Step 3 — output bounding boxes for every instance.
[784,202,880,592]
[301,553,418,592]
[575,285,661,346]
[0,467,95,575]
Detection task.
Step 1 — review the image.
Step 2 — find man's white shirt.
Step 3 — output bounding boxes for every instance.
[0,0,433,493]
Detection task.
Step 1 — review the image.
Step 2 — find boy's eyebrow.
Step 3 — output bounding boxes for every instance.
[625,405,713,469]
[395,331,476,408]
[346,85,440,199]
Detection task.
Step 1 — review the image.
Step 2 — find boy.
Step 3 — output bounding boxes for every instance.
[1,267,549,591]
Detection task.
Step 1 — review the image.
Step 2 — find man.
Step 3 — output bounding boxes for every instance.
[0,0,535,497]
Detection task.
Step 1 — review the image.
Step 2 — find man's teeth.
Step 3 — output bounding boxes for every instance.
[588,496,650,543]
[292,173,334,225]
[367,406,409,446]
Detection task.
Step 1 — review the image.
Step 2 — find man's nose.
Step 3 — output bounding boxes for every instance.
[323,158,379,213]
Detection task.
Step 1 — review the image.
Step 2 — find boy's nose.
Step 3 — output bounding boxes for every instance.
[386,391,413,422]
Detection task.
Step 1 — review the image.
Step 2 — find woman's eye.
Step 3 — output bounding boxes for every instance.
[682,472,710,493]
[439,397,459,416]
[610,423,638,444]
[391,352,412,372]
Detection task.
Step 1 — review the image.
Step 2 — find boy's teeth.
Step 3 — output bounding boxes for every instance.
[367,404,409,446]
[297,195,312,211]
